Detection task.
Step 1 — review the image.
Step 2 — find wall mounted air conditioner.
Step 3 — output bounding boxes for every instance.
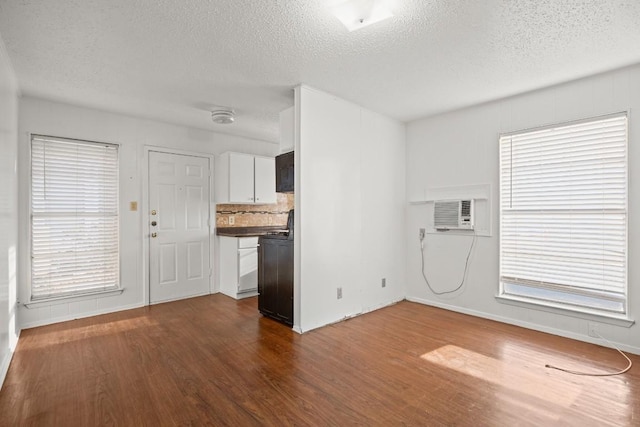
[434,199,474,230]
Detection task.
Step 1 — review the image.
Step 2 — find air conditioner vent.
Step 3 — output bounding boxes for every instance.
[434,199,474,230]
[460,200,471,217]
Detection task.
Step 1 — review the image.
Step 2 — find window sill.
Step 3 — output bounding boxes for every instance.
[495,294,635,328]
[24,288,124,309]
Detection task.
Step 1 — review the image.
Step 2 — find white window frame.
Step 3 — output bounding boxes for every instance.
[498,113,630,322]
[29,135,121,303]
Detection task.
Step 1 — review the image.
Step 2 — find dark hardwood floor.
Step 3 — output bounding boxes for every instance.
[1,295,639,426]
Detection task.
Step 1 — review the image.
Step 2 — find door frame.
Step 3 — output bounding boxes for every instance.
[142,145,216,306]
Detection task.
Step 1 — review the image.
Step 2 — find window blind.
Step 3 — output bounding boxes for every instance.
[31,135,120,300]
[499,113,627,314]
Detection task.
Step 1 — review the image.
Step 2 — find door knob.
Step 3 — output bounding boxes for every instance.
[151,232,157,238]
[151,221,157,226]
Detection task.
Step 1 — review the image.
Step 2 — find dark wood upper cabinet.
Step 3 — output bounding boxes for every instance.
[275,151,294,193]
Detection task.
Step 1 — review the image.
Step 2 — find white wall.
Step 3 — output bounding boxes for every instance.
[17,97,278,329]
[0,38,19,388]
[296,86,406,332]
[406,64,640,353]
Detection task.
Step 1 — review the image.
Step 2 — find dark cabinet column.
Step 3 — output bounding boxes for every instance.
[276,243,294,323]
[258,237,293,326]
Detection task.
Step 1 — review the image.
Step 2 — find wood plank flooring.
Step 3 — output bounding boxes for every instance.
[1,295,639,426]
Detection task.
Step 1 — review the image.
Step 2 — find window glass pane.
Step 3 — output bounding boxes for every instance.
[503,283,624,313]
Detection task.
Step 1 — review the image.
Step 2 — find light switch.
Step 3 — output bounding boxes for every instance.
[130,201,138,211]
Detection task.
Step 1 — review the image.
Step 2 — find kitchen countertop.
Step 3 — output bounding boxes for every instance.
[216,226,288,237]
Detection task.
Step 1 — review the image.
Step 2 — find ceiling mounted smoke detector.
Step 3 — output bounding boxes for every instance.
[211,109,235,124]
[331,0,394,32]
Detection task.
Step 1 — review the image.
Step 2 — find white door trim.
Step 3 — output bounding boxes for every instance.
[142,145,216,306]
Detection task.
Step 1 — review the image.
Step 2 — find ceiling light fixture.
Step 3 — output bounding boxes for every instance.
[211,109,235,124]
[331,0,394,32]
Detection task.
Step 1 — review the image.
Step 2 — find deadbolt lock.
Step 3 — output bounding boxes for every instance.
[151,210,157,215]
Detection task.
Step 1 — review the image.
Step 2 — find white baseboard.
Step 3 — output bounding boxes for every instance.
[406,296,640,355]
[298,297,404,334]
[20,302,146,330]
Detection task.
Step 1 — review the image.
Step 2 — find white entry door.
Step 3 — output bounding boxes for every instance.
[149,151,211,304]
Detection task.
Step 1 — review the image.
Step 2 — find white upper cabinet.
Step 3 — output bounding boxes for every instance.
[217,152,276,204]
[228,153,255,203]
[254,156,277,204]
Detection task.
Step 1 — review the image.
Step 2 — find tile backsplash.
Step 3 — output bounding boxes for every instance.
[216,193,294,228]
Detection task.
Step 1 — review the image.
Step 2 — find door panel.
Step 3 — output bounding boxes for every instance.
[229,153,254,203]
[187,241,203,279]
[149,151,211,304]
[254,157,276,204]
[262,243,278,316]
[229,153,253,203]
[186,164,203,178]
[157,161,176,176]
[277,243,294,322]
[159,243,178,284]
[238,247,258,292]
[158,184,177,230]
[185,185,204,229]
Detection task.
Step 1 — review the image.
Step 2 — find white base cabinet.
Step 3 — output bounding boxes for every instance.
[219,236,259,299]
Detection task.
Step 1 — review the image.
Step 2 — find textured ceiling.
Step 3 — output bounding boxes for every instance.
[0,0,639,143]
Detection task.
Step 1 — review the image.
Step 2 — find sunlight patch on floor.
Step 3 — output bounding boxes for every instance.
[21,316,159,350]
[421,345,581,408]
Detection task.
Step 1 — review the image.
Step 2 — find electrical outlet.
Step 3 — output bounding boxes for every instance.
[587,322,599,338]
[337,287,342,299]
[419,228,425,240]
[381,278,386,288]
[228,216,235,225]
